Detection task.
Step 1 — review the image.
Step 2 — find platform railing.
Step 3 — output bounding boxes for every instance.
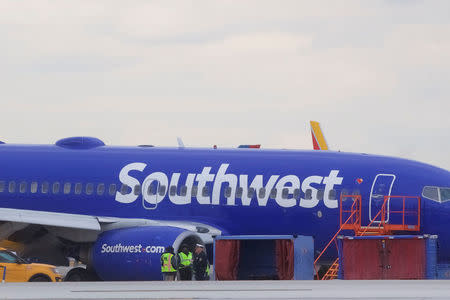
[320,198,388,280]
[381,195,421,232]
[340,195,361,232]
[314,199,360,280]
[317,194,421,280]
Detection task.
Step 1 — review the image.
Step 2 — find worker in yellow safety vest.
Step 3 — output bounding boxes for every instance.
[177,245,193,281]
[160,246,178,281]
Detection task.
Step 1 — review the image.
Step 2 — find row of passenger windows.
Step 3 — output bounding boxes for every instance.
[0,180,360,200]
[126,183,339,200]
[0,181,118,196]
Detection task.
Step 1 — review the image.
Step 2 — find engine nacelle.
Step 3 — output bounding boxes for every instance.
[91,226,202,281]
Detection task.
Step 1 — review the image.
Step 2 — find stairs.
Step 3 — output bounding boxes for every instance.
[322,258,339,280]
[315,194,421,280]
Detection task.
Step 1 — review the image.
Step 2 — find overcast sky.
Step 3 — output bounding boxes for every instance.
[0,1,449,170]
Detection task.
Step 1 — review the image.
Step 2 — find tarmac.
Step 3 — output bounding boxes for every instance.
[0,280,449,300]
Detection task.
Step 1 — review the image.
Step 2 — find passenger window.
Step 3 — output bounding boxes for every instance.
[422,186,439,202]
[305,189,312,200]
[247,188,255,198]
[317,189,324,201]
[30,182,38,193]
[97,183,105,195]
[224,186,232,198]
[329,189,336,200]
[191,186,198,197]
[109,184,116,196]
[258,187,266,199]
[439,187,450,202]
[19,181,27,193]
[180,186,187,196]
[235,187,243,198]
[293,188,300,199]
[86,183,94,195]
[202,186,210,197]
[52,182,60,194]
[158,185,166,196]
[147,183,157,196]
[64,183,71,194]
[169,185,177,196]
[119,184,129,195]
[269,188,277,199]
[133,184,141,196]
[75,183,82,195]
[8,181,15,193]
[282,188,289,199]
[41,182,49,194]
[0,181,5,192]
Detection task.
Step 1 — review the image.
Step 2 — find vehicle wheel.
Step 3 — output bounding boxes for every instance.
[64,267,88,281]
[29,275,51,282]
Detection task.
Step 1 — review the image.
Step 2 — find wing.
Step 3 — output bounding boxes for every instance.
[0,207,220,244]
[0,207,101,231]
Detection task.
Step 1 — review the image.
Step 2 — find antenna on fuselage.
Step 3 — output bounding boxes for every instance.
[177,137,185,149]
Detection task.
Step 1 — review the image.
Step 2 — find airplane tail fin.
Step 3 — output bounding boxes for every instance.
[310,121,329,150]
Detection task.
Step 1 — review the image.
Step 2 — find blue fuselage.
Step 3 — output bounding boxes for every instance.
[0,144,449,262]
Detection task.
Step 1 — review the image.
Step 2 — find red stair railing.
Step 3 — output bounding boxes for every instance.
[313,195,361,279]
[315,194,421,280]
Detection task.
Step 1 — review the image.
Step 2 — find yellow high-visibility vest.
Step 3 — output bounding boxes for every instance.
[161,253,174,273]
[179,252,192,267]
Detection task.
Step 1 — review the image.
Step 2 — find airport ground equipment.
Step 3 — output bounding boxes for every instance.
[213,235,314,280]
[0,247,62,282]
[337,235,437,279]
[315,194,421,280]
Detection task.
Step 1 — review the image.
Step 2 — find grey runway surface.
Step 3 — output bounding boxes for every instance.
[0,280,449,300]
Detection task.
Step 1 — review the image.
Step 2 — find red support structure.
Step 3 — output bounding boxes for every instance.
[315,194,421,280]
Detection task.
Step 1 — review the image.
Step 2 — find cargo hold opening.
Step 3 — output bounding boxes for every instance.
[213,235,313,280]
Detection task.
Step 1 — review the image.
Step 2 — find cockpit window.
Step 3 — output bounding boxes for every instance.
[422,186,439,202]
[422,186,450,203]
[440,188,450,203]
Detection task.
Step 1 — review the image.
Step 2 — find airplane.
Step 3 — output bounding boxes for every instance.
[0,131,448,281]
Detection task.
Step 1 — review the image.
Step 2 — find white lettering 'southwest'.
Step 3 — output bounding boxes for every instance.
[115,162,344,210]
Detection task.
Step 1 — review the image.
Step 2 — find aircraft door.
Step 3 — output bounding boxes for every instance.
[142,177,163,210]
[369,174,396,223]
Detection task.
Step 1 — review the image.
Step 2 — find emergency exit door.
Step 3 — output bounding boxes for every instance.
[369,174,396,223]
[142,177,161,210]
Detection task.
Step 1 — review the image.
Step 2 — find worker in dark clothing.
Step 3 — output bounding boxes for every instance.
[160,246,178,281]
[177,244,193,281]
[193,244,210,281]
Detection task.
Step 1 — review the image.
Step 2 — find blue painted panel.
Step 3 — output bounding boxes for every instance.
[294,236,314,280]
[437,264,450,279]
[337,236,344,279]
[425,235,438,279]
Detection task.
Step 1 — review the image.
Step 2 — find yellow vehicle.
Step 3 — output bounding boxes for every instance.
[0,247,62,282]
